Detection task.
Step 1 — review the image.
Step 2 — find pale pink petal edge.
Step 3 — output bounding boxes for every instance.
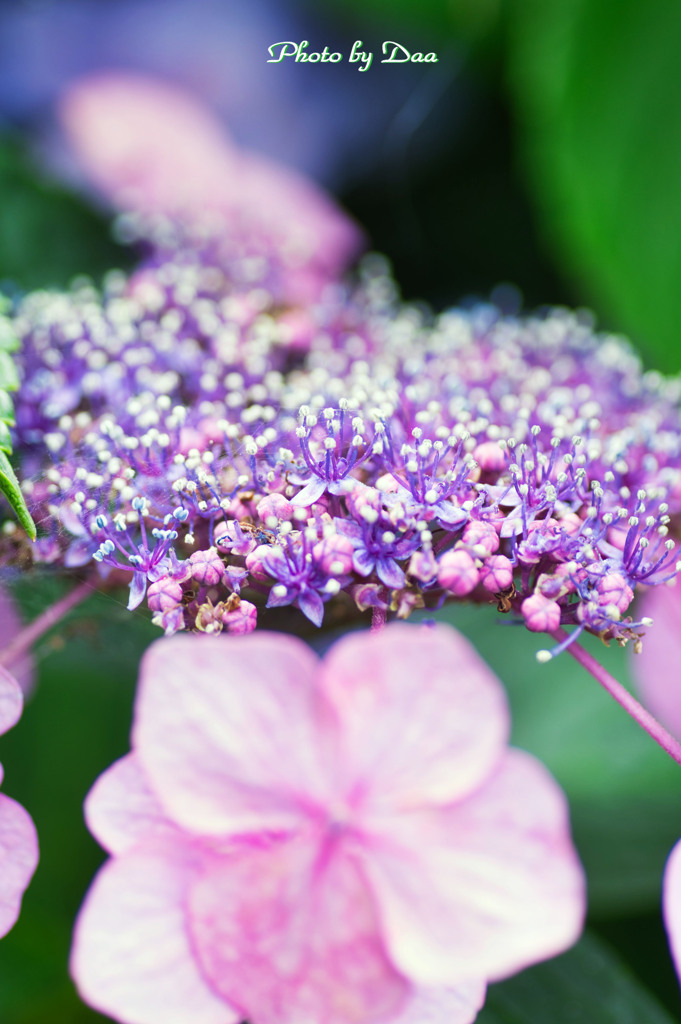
[0,793,39,938]
[71,848,237,1024]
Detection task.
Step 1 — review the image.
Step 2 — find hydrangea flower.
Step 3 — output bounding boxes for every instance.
[71,623,585,1024]
[7,75,681,695]
[0,665,39,937]
[15,288,681,655]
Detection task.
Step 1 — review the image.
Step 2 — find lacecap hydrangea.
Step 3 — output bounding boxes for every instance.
[10,238,681,658]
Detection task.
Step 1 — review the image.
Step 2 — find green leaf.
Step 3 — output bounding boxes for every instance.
[0,419,12,454]
[479,931,678,1023]
[0,450,36,540]
[0,388,16,426]
[0,350,19,391]
[0,135,130,291]
[507,0,681,370]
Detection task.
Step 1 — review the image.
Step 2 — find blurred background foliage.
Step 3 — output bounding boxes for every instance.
[1,0,681,1020]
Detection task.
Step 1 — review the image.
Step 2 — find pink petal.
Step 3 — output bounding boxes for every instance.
[388,982,486,1024]
[134,634,336,836]
[664,838,681,984]
[232,149,362,279]
[71,845,236,1024]
[59,73,362,281]
[363,749,585,986]
[85,754,182,856]
[0,664,23,736]
[59,72,233,212]
[189,836,409,1024]
[319,624,510,812]
[631,584,681,740]
[0,793,39,938]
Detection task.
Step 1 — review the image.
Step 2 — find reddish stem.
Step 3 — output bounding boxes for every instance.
[0,579,94,669]
[371,606,387,632]
[550,628,681,767]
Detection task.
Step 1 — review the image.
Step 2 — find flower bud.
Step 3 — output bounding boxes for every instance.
[221,599,258,634]
[479,554,514,593]
[438,549,479,596]
[189,547,225,587]
[521,593,561,633]
[147,575,184,613]
[312,534,354,576]
[462,520,499,556]
[256,492,294,525]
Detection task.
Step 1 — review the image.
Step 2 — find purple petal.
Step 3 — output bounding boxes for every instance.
[297,588,324,627]
[127,571,148,611]
[353,549,376,577]
[65,538,95,568]
[290,476,327,507]
[376,557,406,589]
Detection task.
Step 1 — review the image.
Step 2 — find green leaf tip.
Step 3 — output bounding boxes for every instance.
[0,450,36,541]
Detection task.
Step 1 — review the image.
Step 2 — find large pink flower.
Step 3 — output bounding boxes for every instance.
[71,624,585,1024]
[0,665,39,938]
[58,72,363,303]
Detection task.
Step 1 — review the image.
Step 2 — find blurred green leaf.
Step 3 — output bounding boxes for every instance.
[0,136,129,291]
[479,930,679,1023]
[507,0,681,370]
[438,603,681,916]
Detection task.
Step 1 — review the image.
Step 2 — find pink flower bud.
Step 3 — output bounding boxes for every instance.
[375,473,401,494]
[438,549,479,596]
[312,534,355,577]
[521,593,561,633]
[189,547,225,587]
[479,554,514,593]
[462,520,499,556]
[147,576,184,613]
[245,544,273,581]
[536,561,584,599]
[221,599,258,634]
[346,483,381,521]
[256,492,294,526]
[596,573,634,614]
[559,513,583,536]
[473,441,506,473]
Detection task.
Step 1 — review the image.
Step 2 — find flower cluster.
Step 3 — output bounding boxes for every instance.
[13,261,681,655]
[6,72,681,658]
[71,624,584,1024]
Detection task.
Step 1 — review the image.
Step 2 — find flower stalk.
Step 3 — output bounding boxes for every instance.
[550,627,681,767]
[0,579,93,669]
